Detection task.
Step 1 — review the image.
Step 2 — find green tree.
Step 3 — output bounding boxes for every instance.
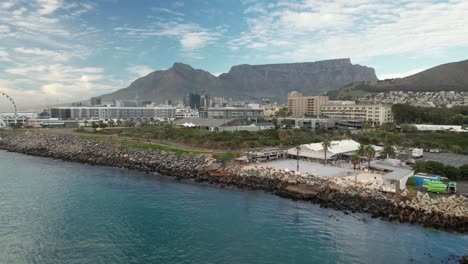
[406,177,417,187]
[91,121,98,129]
[116,119,123,126]
[459,164,468,179]
[412,160,426,173]
[381,122,396,132]
[98,120,107,128]
[278,130,289,147]
[357,144,366,157]
[425,160,445,176]
[83,120,88,127]
[381,145,396,159]
[276,107,289,117]
[108,119,115,127]
[444,165,460,180]
[351,154,360,170]
[400,123,417,133]
[322,137,331,165]
[364,145,376,168]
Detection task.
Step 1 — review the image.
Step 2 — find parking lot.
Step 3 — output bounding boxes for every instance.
[422,152,468,167]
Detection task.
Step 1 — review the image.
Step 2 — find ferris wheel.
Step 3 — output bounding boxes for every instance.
[0,91,17,128]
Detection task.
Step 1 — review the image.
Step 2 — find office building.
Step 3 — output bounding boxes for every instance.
[188,92,201,109]
[287,91,329,117]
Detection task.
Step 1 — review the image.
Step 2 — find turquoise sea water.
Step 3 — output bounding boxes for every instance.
[0,150,467,264]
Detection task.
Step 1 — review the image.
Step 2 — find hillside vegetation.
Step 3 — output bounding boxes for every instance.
[327,59,468,100]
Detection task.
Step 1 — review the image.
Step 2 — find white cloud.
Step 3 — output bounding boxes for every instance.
[14,47,69,61]
[180,32,218,50]
[152,7,184,16]
[231,0,468,62]
[37,0,63,15]
[378,67,429,80]
[114,21,224,56]
[0,48,11,62]
[127,65,155,77]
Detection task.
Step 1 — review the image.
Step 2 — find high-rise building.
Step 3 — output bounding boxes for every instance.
[188,91,201,109]
[287,91,329,117]
[183,95,190,108]
[200,94,212,109]
[90,97,101,106]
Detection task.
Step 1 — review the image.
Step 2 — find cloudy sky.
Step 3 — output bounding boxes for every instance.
[1,0,468,110]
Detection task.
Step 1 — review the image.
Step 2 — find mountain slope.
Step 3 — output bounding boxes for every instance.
[101,59,377,103]
[327,59,468,99]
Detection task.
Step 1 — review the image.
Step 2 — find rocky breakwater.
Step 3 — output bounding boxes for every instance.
[1,130,467,232]
[277,176,468,232]
[0,131,209,179]
[0,131,289,193]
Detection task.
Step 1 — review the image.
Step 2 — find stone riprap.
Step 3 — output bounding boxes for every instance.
[0,130,467,232]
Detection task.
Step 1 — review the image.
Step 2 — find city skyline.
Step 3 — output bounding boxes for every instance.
[1,0,468,110]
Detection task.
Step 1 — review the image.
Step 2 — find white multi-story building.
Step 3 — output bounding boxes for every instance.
[175,107,199,118]
[50,106,176,120]
[199,107,263,119]
[320,104,393,125]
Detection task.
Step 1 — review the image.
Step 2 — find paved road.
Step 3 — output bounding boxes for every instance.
[456,181,468,196]
[422,152,468,167]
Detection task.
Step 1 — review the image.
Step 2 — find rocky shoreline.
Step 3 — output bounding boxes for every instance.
[1,130,467,233]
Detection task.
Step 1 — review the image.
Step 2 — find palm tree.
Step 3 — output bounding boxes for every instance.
[356,144,366,169]
[364,145,376,168]
[295,145,301,172]
[278,130,288,147]
[381,145,396,159]
[351,154,360,170]
[242,142,251,163]
[322,137,331,165]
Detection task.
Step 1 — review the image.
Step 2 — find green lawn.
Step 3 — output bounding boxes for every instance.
[120,142,211,155]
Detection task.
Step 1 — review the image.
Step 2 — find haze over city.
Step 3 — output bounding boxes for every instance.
[1,0,468,110]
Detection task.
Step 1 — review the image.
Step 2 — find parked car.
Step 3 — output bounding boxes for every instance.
[429,148,441,153]
[406,159,416,165]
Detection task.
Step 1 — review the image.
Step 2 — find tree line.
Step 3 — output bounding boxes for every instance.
[392,104,468,125]
[412,160,468,180]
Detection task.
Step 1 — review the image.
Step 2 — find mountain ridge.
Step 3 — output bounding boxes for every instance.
[101,58,378,103]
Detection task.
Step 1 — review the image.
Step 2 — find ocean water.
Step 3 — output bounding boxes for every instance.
[0,150,466,264]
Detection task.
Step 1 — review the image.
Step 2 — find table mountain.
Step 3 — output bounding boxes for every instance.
[101,58,377,103]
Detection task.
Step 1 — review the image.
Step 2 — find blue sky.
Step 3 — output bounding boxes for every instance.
[1,0,468,110]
